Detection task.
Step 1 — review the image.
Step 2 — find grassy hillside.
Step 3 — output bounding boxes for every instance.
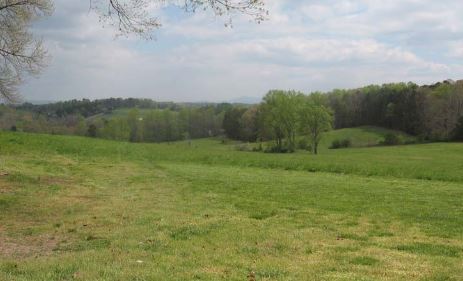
[319,126,416,149]
[1,132,462,280]
[2,131,460,182]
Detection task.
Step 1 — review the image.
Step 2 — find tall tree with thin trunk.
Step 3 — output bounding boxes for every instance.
[299,97,333,155]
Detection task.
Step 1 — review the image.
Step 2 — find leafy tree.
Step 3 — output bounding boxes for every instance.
[299,97,333,155]
[223,107,246,140]
[101,117,130,141]
[261,90,304,152]
[240,105,259,142]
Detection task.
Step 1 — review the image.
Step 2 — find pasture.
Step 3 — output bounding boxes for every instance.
[0,130,462,280]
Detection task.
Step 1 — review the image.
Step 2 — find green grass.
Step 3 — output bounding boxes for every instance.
[319,126,417,148]
[0,131,462,280]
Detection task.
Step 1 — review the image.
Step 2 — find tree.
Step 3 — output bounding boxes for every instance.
[452,116,463,141]
[299,97,333,155]
[261,90,304,152]
[223,107,246,140]
[240,105,259,142]
[87,124,98,137]
[127,108,143,142]
[0,0,53,102]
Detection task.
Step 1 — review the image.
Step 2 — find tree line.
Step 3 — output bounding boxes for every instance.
[326,80,463,140]
[222,80,463,150]
[1,101,228,143]
[91,107,224,143]
[1,79,463,152]
[16,98,205,118]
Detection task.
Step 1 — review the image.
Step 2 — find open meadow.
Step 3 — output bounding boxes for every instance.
[0,130,462,281]
[2,1,463,280]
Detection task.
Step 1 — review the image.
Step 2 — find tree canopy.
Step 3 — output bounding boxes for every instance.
[299,97,333,155]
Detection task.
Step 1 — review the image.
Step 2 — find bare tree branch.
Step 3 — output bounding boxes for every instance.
[91,0,268,39]
[0,0,53,103]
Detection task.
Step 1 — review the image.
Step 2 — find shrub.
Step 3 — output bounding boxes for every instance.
[235,143,252,152]
[382,133,403,145]
[330,138,351,149]
[264,145,290,153]
[330,140,341,149]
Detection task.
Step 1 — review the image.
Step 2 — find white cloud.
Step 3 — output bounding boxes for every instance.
[19,0,463,102]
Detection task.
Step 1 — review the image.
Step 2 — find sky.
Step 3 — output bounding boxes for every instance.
[20,0,463,103]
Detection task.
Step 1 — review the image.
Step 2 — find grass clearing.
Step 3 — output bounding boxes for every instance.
[0,131,462,280]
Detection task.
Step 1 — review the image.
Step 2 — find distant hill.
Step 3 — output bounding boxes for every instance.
[228,96,261,104]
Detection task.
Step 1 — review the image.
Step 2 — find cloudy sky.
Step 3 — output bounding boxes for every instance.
[20,0,463,103]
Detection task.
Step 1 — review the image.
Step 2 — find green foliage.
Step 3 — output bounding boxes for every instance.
[87,124,97,138]
[258,90,332,154]
[240,106,260,142]
[382,133,404,145]
[234,143,253,152]
[330,138,351,149]
[297,137,311,151]
[261,90,304,152]
[4,79,463,147]
[223,107,247,140]
[452,116,463,141]
[299,96,333,154]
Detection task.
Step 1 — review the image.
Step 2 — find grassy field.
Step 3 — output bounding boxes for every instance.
[0,130,462,280]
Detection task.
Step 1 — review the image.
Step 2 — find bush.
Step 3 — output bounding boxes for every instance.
[382,133,403,145]
[234,143,252,152]
[264,145,290,153]
[330,138,351,149]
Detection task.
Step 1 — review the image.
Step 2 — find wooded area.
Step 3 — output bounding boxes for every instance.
[1,80,462,151]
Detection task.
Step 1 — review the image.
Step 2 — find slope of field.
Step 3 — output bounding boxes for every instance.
[0,132,462,281]
[319,126,416,149]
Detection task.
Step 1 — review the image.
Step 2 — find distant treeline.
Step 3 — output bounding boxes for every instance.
[90,107,225,142]
[223,80,463,143]
[1,101,230,142]
[327,80,463,140]
[1,79,462,146]
[16,98,211,118]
